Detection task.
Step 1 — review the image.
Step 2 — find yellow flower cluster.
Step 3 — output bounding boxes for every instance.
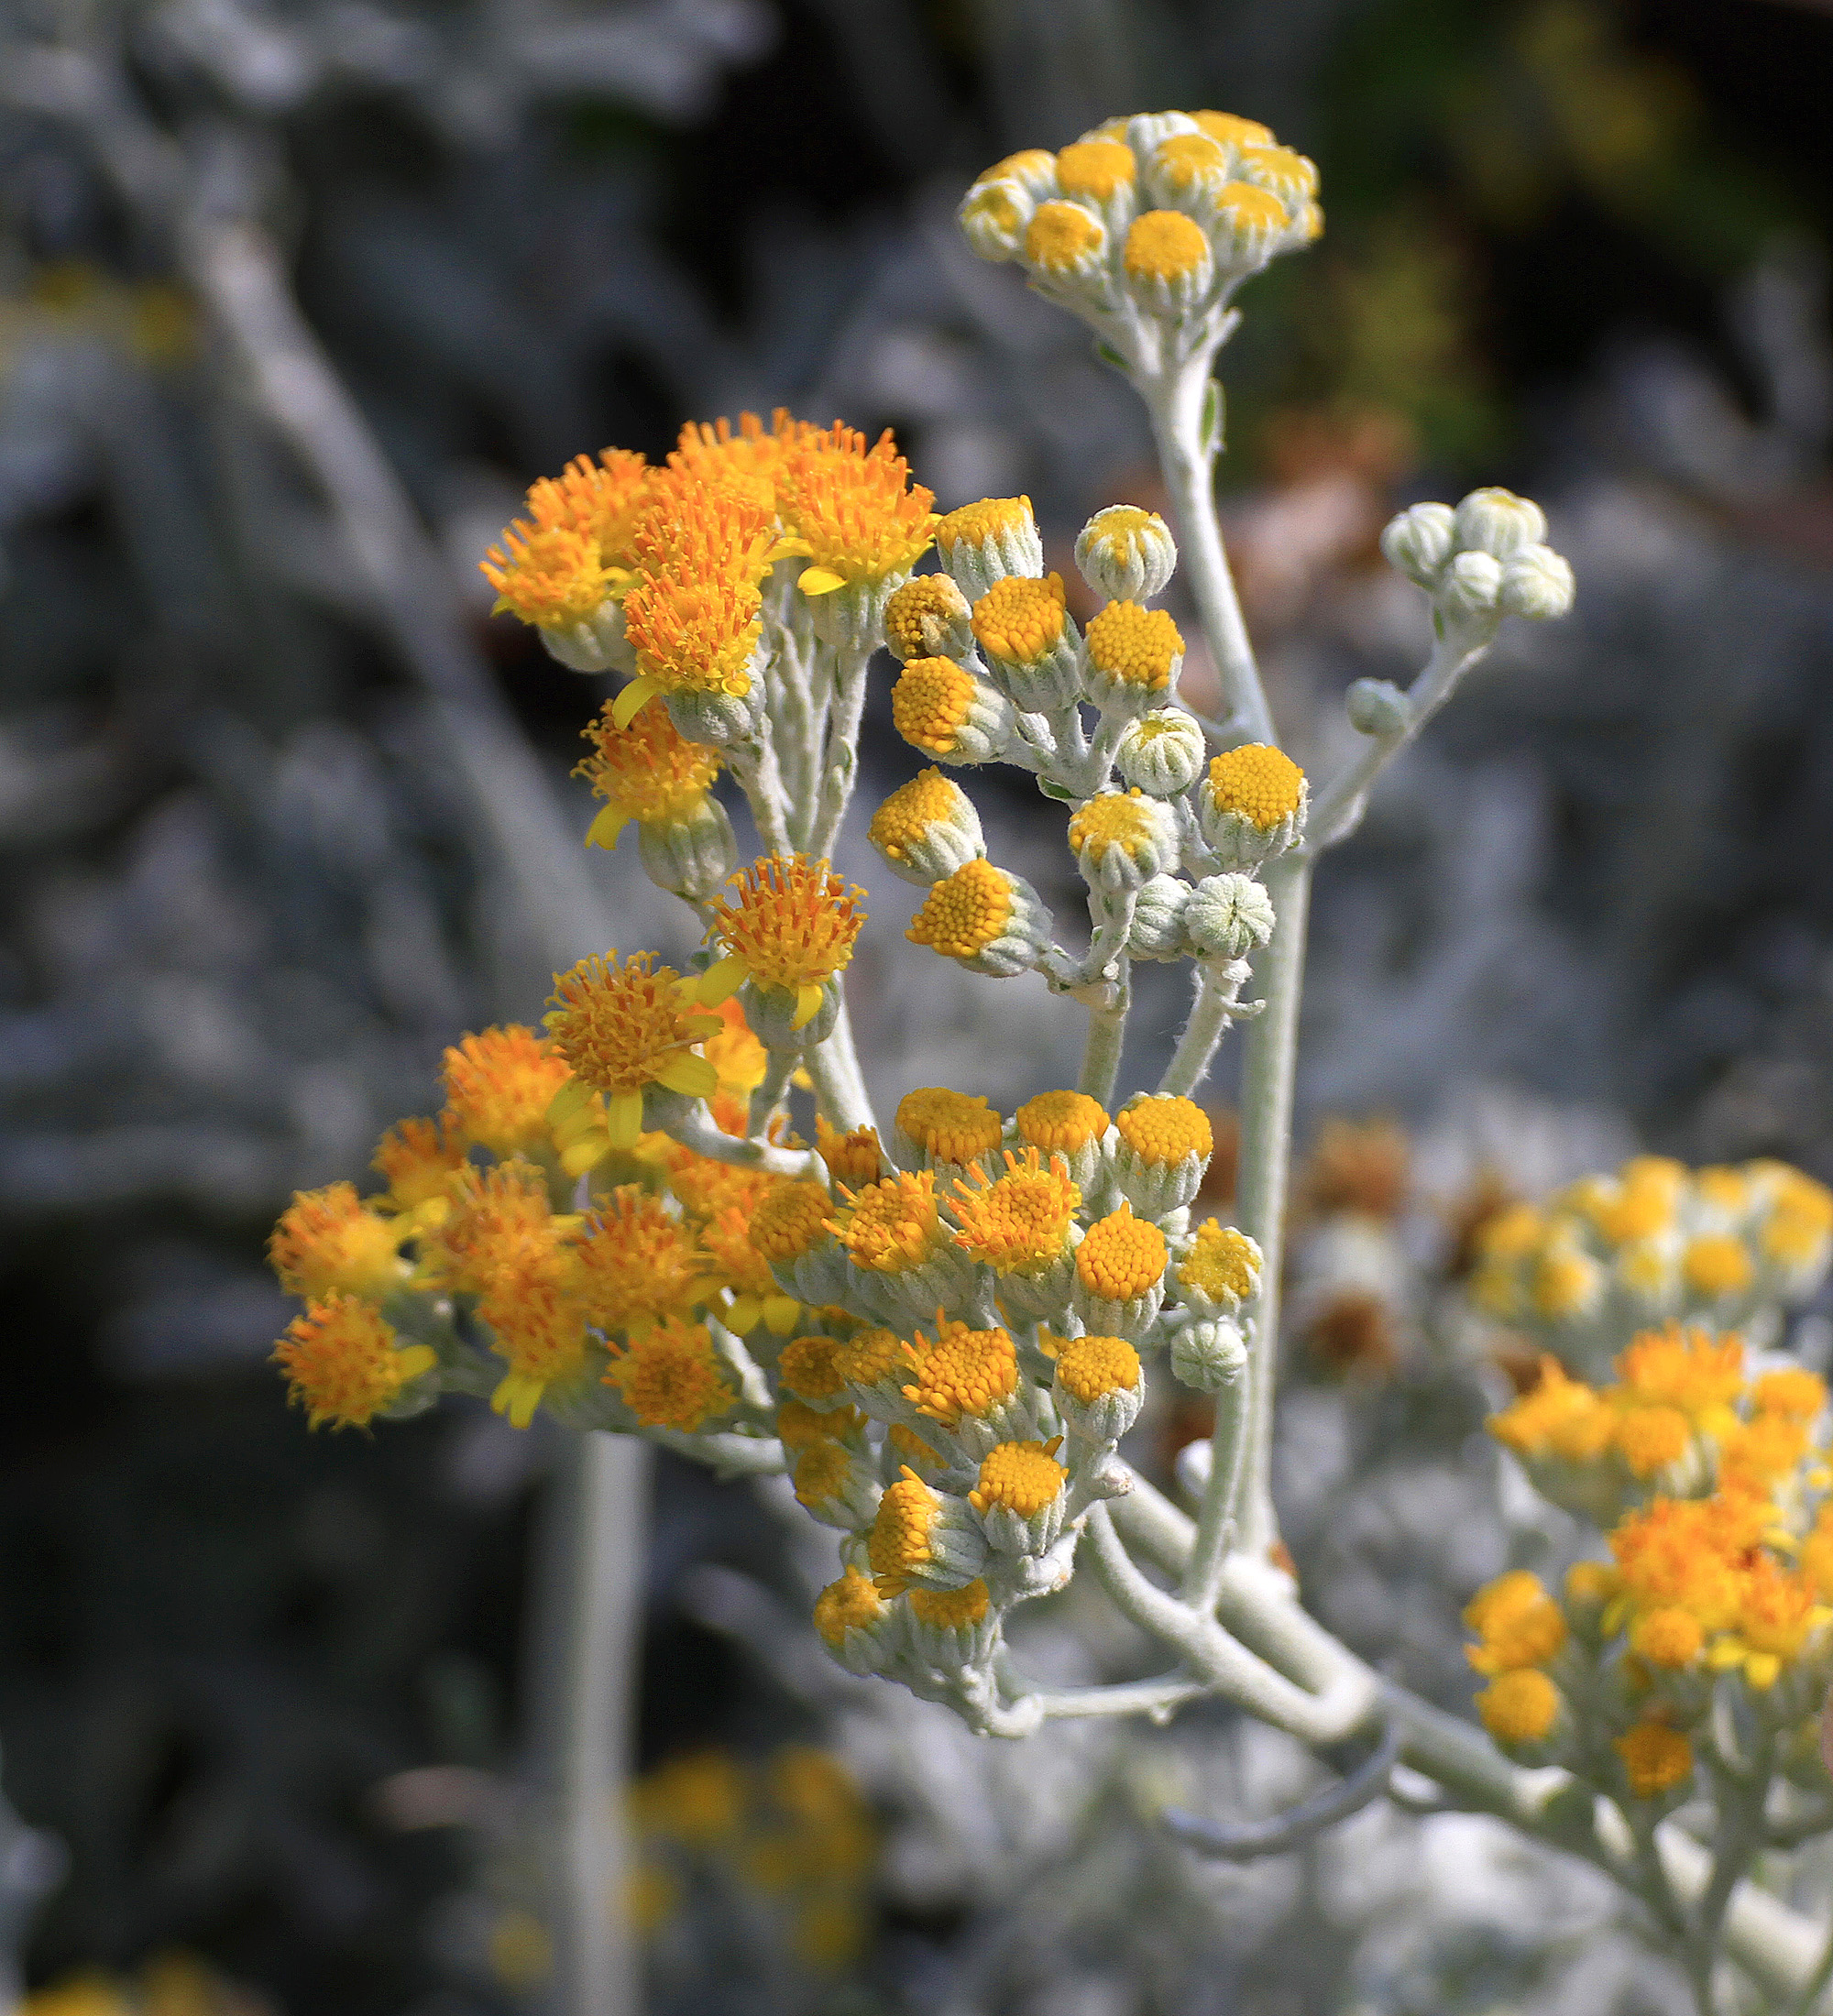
[267,1000,805,1430]
[480,408,937,716]
[1471,1320,1833,1806]
[1469,1155,1833,1360]
[629,1745,877,1976]
[958,110,1321,298]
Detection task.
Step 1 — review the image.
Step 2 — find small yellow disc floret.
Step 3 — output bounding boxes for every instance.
[1116,1096,1213,1167]
[870,770,968,868]
[950,1150,1081,1273]
[971,573,1068,665]
[707,856,868,993]
[544,955,719,1105]
[908,1580,990,1627]
[1056,1333,1141,1406]
[1085,602,1184,688]
[1206,743,1305,828]
[274,1294,435,1429]
[778,1334,850,1405]
[969,1439,1067,1517]
[937,497,1034,556]
[1015,1090,1109,1156]
[903,1320,1019,1427]
[815,1566,886,1645]
[750,1181,838,1265]
[893,657,979,754]
[906,860,1014,959]
[269,1182,406,1302]
[1124,210,1211,280]
[1076,1201,1169,1301]
[1476,1669,1561,1745]
[830,1171,946,1275]
[869,1470,941,1595]
[1616,1723,1693,1799]
[1068,791,1161,861]
[605,1316,733,1431]
[895,1087,1003,1167]
[1179,1219,1261,1305]
[1055,140,1135,201]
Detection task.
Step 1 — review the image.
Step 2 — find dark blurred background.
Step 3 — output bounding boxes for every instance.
[5,1,1833,2011]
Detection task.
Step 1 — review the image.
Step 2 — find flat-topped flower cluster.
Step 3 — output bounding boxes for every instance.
[1468,1323,1833,1811]
[1469,1155,1833,1373]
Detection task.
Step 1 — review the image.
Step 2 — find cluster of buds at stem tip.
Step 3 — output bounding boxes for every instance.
[1379,488,1575,641]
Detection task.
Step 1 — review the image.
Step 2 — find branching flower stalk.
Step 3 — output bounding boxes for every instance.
[263,104,1833,2011]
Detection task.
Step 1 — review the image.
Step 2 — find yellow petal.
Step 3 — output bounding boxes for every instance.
[791,1067,814,1090]
[394,1344,439,1383]
[559,1132,609,1178]
[655,1052,719,1098]
[605,1091,646,1147]
[491,1372,545,1430]
[797,565,848,597]
[791,981,827,1031]
[763,1295,802,1336]
[726,1294,763,1334]
[612,675,660,729]
[1748,1652,1782,1691]
[587,802,630,850]
[545,1076,593,1125]
[697,955,749,1006]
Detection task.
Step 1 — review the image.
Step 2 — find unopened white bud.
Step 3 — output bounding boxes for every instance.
[1378,502,1455,586]
[936,497,1046,605]
[1126,874,1192,960]
[1438,549,1503,621]
[1116,708,1205,795]
[539,597,634,676]
[1498,543,1575,620]
[1076,506,1178,604]
[958,180,1036,262]
[1454,487,1546,560]
[1169,1315,1250,1394]
[1345,677,1410,739]
[1184,873,1275,960]
[636,794,738,903]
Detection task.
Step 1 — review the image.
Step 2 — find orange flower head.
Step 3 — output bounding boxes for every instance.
[274,1294,435,1428]
[269,1182,406,1302]
[371,1117,466,1214]
[774,423,936,593]
[704,856,867,1000]
[606,1315,733,1431]
[903,1318,1019,1427]
[577,698,722,830]
[621,566,763,698]
[480,519,608,629]
[543,954,721,1132]
[575,1188,708,1334]
[440,1024,574,1159]
[950,1149,1080,1273]
[525,447,651,577]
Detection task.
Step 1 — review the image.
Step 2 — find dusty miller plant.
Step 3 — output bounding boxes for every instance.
[266,106,1833,2015]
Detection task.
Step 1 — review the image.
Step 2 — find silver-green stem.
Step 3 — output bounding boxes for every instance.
[807,643,873,862]
[1158,959,1248,1101]
[535,1433,648,2016]
[806,994,877,1134]
[1227,850,1312,1560]
[1178,1368,1249,1611]
[1079,971,1130,1106]
[1140,358,1274,747]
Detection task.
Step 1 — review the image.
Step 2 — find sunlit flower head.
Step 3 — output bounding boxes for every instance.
[576,697,722,847]
[700,856,868,1030]
[895,1087,1003,1170]
[480,520,609,630]
[525,447,651,582]
[950,1149,1080,1274]
[902,1317,1019,1428]
[441,1024,574,1160]
[775,423,937,595]
[269,1182,407,1302]
[370,1116,466,1216]
[605,1315,734,1431]
[575,1187,709,1337]
[544,953,721,1143]
[829,1169,946,1275]
[274,1294,436,1429]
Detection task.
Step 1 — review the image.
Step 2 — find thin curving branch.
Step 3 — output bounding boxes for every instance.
[1161,1721,1402,1862]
